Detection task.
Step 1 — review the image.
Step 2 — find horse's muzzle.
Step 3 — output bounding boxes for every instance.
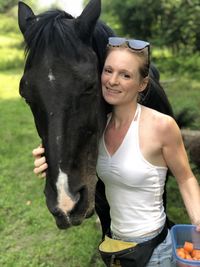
[52,186,94,229]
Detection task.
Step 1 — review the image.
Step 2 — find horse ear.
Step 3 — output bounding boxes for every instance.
[18,1,35,35]
[76,0,101,43]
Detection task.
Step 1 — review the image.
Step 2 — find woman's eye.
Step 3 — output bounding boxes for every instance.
[121,73,131,79]
[104,68,112,74]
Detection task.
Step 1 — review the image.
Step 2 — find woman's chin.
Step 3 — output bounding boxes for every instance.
[103,93,120,105]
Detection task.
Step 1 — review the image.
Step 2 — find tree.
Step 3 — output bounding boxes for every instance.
[157,0,200,53]
[101,0,163,39]
[0,0,18,13]
[101,0,200,53]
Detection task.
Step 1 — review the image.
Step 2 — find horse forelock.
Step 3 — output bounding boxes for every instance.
[24,9,84,67]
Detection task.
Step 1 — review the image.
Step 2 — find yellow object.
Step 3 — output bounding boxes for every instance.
[99,235,137,253]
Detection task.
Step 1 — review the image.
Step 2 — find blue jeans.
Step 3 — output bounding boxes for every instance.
[112,229,176,267]
[146,230,176,267]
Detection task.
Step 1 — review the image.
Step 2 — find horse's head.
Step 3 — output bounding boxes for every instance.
[18,0,104,229]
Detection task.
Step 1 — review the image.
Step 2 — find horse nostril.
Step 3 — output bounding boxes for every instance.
[76,186,87,205]
[73,186,86,205]
[52,207,63,217]
[74,192,80,203]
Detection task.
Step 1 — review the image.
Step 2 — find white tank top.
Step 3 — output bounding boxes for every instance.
[96,104,168,238]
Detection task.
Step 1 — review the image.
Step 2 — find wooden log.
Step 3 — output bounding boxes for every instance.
[181,129,200,169]
[181,129,200,148]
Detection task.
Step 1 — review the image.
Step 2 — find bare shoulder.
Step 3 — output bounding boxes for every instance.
[141,105,180,137]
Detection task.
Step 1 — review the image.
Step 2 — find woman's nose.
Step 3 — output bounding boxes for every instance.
[108,74,119,86]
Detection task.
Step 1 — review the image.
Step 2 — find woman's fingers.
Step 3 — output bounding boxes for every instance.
[32,145,47,178]
[34,156,46,167]
[32,146,45,158]
[196,221,200,232]
[33,162,48,176]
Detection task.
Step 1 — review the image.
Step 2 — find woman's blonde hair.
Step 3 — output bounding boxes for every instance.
[106,45,149,79]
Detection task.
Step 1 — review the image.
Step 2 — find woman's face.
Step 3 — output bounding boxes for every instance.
[101,48,147,106]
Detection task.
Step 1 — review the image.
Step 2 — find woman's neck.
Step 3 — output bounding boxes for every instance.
[111,102,138,128]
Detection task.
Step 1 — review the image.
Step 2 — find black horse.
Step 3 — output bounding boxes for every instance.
[18,0,174,233]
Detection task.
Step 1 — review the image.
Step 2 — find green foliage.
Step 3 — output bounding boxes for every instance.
[102,0,162,39]
[156,0,200,53]
[0,37,24,70]
[0,13,20,34]
[0,0,18,13]
[152,48,200,130]
[0,0,37,13]
[0,14,24,82]
[152,49,200,78]
[101,0,200,54]
[166,176,190,224]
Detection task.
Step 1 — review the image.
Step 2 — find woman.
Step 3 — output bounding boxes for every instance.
[33,37,200,266]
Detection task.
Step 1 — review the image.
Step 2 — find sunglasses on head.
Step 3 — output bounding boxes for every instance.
[108,37,150,51]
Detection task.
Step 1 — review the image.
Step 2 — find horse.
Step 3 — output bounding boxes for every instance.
[18,0,174,234]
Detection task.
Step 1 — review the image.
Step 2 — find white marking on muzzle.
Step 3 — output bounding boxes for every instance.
[56,169,76,214]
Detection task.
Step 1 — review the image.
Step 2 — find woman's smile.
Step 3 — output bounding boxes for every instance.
[105,86,122,94]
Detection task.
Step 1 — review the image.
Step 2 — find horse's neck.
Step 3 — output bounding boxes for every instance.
[92,21,115,72]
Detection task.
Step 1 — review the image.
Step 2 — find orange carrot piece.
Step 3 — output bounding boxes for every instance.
[176,248,185,259]
[183,241,194,253]
[191,249,200,260]
[185,254,192,260]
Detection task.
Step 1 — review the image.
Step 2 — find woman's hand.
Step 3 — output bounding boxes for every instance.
[196,221,200,232]
[32,145,48,178]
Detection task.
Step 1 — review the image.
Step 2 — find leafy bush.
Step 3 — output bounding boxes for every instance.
[153,50,200,79]
[0,14,24,71]
[0,13,19,34]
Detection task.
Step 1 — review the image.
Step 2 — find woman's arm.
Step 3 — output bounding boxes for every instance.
[32,145,48,178]
[161,117,200,230]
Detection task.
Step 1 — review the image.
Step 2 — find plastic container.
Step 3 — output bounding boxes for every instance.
[171,224,200,267]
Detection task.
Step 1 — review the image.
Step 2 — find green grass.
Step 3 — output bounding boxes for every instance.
[0,11,200,267]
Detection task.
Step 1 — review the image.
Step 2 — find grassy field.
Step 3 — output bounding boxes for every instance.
[0,11,199,267]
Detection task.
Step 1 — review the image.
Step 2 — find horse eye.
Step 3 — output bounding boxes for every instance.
[86,130,93,136]
[19,81,25,97]
[19,78,29,98]
[25,98,32,105]
[86,129,95,137]
[79,128,93,137]
[83,85,94,95]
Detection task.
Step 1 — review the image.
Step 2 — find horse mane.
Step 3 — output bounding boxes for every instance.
[92,20,116,72]
[24,9,80,67]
